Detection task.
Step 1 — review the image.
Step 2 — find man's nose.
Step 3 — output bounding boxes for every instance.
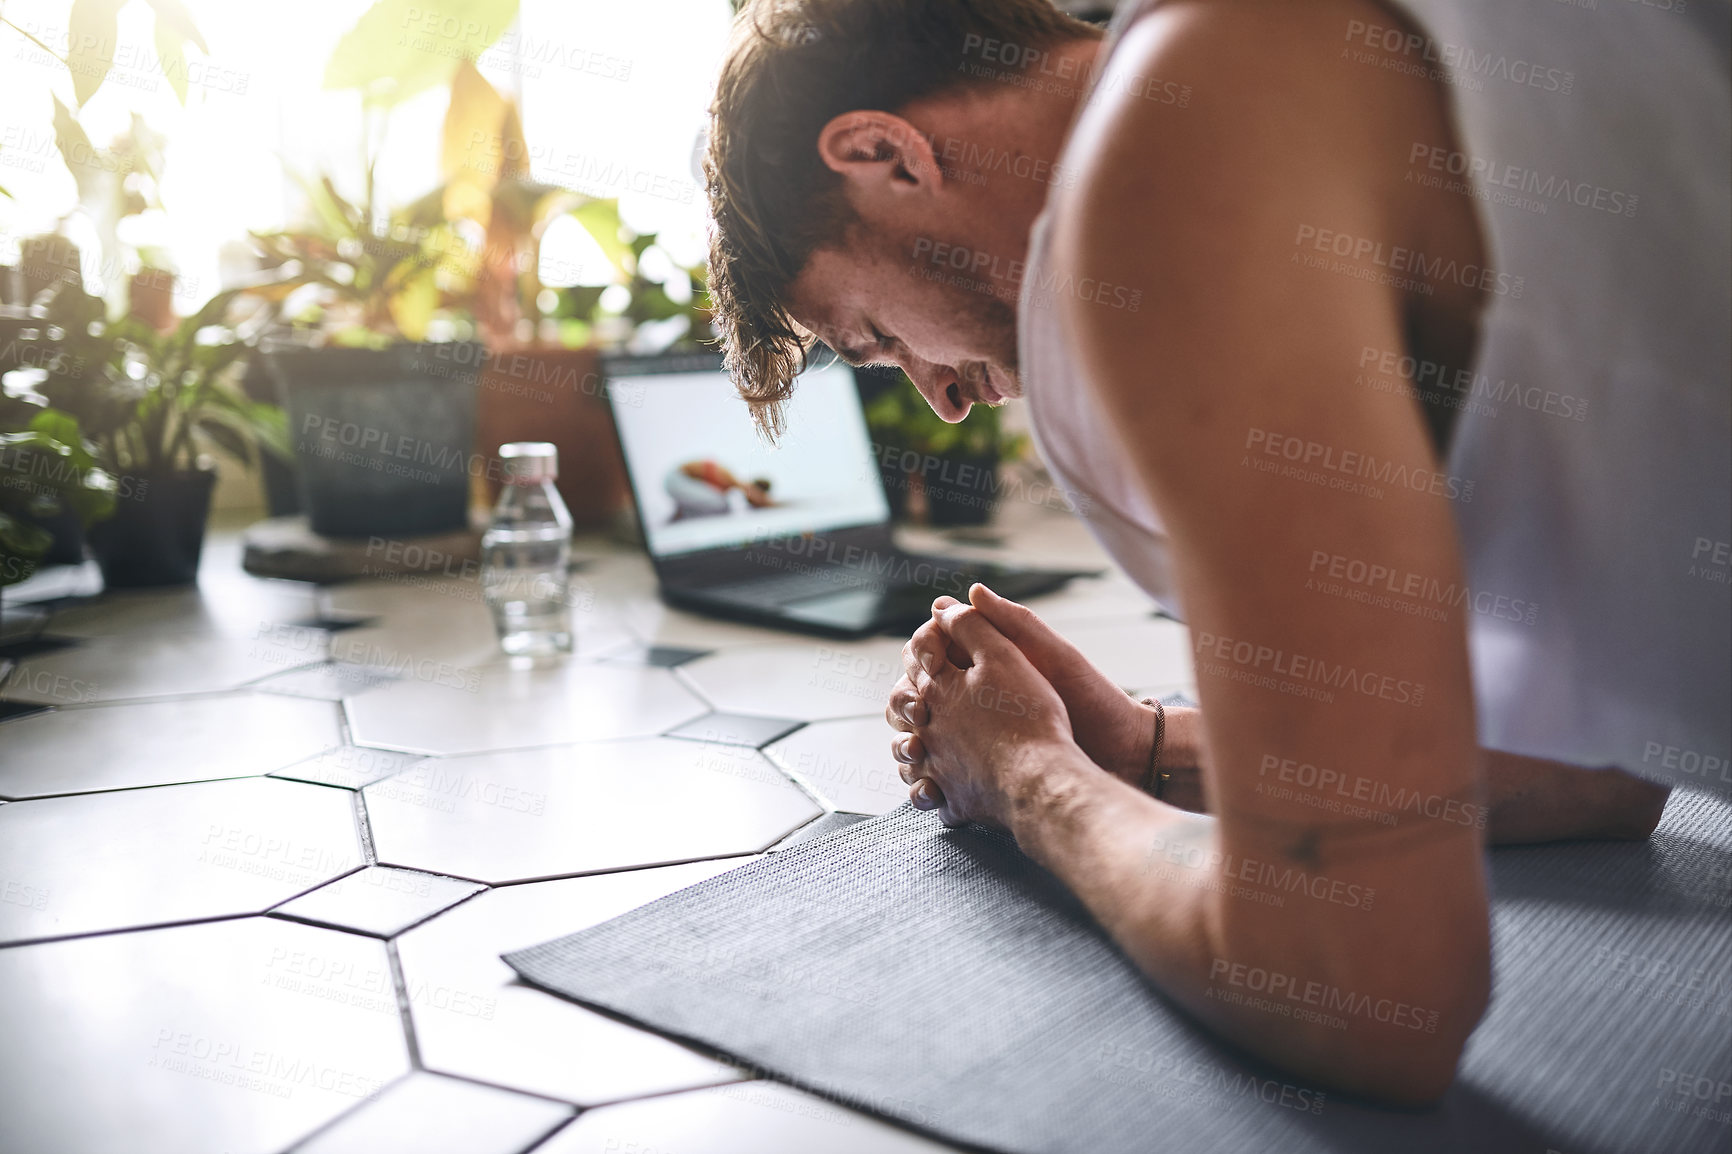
[902,357,968,422]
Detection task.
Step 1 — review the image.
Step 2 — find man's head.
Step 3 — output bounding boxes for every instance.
[705,0,1100,436]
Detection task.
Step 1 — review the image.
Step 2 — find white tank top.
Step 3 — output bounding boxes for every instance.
[1020,0,1731,791]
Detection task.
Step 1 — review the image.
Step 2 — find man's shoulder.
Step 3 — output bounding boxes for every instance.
[1067,0,1427,193]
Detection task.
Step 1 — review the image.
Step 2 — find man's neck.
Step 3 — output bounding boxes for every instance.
[908,37,1107,277]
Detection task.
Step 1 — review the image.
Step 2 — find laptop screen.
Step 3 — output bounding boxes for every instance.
[610,359,892,559]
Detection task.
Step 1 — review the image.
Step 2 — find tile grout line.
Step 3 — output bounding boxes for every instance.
[384,939,424,1071]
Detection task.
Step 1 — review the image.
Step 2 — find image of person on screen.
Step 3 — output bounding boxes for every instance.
[665,459,778,522]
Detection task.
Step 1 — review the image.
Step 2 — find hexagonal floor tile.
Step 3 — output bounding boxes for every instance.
[253,662,402,701]
[0,694,345,799]
[764,717,911,815]
[42,580,323,641]
[322,577,637,668]
[536,1081,961,1153]
[664,711,806,748]
[272,746,428,792]
[345,661,710,757]
[272,867,485,939]
[680,638,908,722]
[0,918,409,1154]
[0,777,364,945]
[363,739,820,883]
[0,627,332,705]
[288,1072,572,1154]
[394,859,752,1105]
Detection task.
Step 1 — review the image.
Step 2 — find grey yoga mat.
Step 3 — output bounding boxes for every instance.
[505,790,1732,1154]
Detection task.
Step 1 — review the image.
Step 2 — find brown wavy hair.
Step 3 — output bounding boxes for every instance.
[705,0,1097,437]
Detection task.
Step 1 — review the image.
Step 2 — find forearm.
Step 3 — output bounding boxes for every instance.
[1481,748,1671,844]
[1123,707,1671,843]
[1007,749,1479,1103]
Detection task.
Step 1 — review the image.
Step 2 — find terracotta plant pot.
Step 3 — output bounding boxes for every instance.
[88,467,217,588]
[473,345,629,527]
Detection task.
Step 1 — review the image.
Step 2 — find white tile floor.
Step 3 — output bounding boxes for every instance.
[0,505,1183,1154]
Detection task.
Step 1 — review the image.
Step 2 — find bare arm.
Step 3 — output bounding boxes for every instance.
[1029,0,1494,1101]
[1121,704,1670,843]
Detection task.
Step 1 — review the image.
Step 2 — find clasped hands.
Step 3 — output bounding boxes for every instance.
[885,584,1166,828]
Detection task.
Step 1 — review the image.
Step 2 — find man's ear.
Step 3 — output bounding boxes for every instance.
[815,111,944,195]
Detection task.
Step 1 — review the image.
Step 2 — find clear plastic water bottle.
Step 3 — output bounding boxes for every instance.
[482,442,574,655]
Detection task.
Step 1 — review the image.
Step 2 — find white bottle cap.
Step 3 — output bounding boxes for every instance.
[499,442,558,483]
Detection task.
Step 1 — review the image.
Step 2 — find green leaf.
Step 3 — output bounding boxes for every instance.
[50,95,104,206]
[324,0,519,108]
[570,200,633,279]
[0,511,54,560]
[194,415,253,467]
[144,0,207,53]
[153,19,187,103]
[67,0,124,107]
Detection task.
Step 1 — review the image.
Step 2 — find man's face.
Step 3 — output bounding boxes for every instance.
[787,228,1022,423]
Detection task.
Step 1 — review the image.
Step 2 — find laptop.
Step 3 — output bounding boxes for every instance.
[604,352,1093,638]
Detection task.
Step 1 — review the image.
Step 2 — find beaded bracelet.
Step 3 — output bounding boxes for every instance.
[1138,696,1168,800]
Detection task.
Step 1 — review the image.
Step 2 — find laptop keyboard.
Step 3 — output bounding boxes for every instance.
[707,569,894,606]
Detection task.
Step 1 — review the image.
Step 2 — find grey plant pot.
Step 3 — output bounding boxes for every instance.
[265,342,482,539]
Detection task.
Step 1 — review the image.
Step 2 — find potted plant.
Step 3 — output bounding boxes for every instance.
[249,179,485,539]
[227,0,519,539]
[0,402,115,606]
[35,281,288,587]
[863,371,1025,527]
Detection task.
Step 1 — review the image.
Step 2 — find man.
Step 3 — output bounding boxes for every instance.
[703,0,1730,1102]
